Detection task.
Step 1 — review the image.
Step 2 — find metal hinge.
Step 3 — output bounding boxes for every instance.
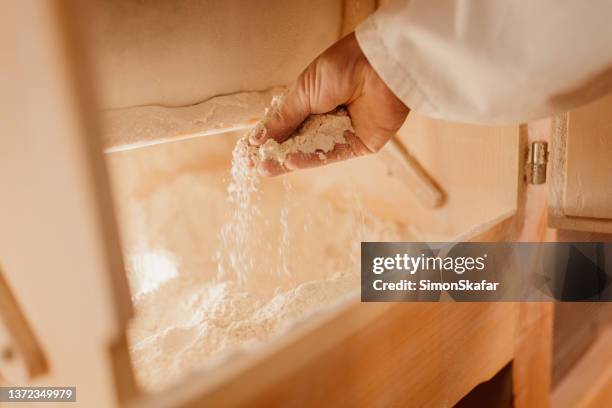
[526,141,548,184]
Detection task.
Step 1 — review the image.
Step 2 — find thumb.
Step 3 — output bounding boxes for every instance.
[249,82,311,146]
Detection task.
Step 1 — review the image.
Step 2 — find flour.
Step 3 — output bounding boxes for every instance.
[236,96,354,166]
[111,106,408,392]
[128,201,404,390]
[216,100,354,284]
[214,135,262,284]
[256,99,354,164]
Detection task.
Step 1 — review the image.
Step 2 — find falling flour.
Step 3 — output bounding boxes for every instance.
[216,98,355,284]
[214,134,261,285]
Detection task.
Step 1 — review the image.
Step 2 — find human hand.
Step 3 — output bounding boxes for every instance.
[249,32,410,176]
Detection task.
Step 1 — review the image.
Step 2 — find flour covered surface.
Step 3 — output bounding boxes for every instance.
[107,111,410,391]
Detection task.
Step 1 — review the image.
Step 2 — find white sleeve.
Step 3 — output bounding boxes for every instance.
[356,0,612,124]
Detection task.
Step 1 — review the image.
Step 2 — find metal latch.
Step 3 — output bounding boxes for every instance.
[526,141,548,184]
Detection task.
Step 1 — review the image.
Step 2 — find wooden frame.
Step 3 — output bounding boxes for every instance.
[1,1,557,407]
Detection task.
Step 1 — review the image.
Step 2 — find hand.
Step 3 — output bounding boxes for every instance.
[249,32,410,176]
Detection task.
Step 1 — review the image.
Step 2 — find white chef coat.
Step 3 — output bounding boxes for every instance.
[356,0,612,124]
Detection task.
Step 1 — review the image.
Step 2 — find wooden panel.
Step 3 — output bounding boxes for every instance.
[75,0,343,109]
[549,114,612,233]
[553,303,612,388]
[551,327,612,408]
[131,303,517,408]
[513,303,554,408]
[564,95,612,220]
[398,116,521,240]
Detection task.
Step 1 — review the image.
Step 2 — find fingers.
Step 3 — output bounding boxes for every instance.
[249,32,364,147]
[257,131,371,177]
[257,159,290,177]
[284,145,355,170]
[249,83,311,146]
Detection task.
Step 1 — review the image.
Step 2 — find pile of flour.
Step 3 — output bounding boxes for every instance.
[127,180,403,390]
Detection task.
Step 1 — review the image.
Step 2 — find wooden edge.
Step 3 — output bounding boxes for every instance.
[448,123,525,243]
[548,114,568,222]
[548,114,612,234]
[60,0,134,331]
[513,302,554,408]
[551,326,612,408]
[449,210,517,243]
[511,123,554,407]
[517,123,530,210]
[0,266,48,382]
[60,0,139,402]
[379,135,446,209]
[128,302,516,408]
[102,88,284,153]
[549,215,612,235]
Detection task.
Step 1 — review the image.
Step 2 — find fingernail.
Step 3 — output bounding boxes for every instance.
[249,130,264,145]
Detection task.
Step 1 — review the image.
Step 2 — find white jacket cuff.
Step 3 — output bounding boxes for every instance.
[356,16,439,118]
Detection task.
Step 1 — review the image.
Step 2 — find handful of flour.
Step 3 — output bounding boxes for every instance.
[239,96,355,165]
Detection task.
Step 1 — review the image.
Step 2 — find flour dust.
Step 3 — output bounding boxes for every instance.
[126,104,406,391]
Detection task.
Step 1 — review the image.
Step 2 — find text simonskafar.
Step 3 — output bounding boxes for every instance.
[370,253,500,292]
[372,279,499,291]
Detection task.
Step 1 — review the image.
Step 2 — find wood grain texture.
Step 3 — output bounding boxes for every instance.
[563,95,612,220]
[513,302,554,408]
[397,115,522,241]
[551,327,612,408]
[553,303,612,388]
[379,135,445,208]
[77,0,343,110]
[549,114,612,233]
[134,303,517,408]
